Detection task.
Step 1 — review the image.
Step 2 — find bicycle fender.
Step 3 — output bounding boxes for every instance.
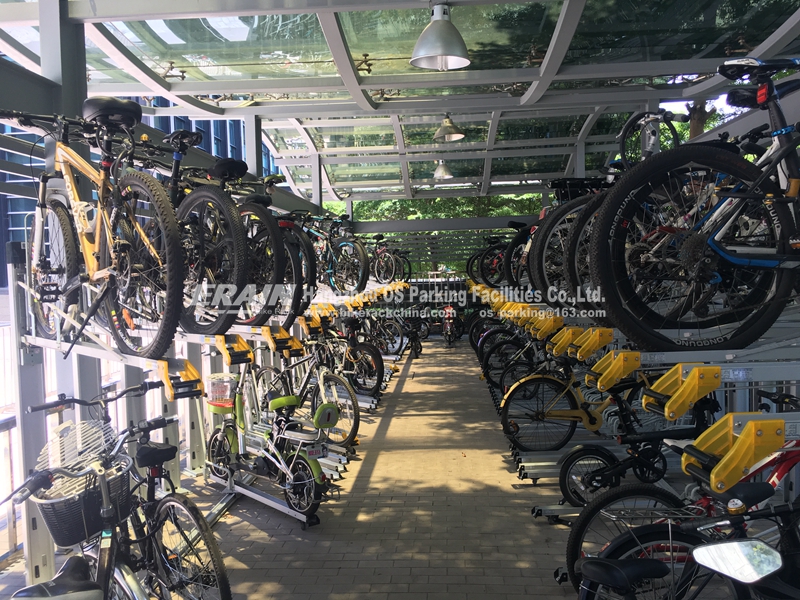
[290,450,325,484]
[558,444,620,467]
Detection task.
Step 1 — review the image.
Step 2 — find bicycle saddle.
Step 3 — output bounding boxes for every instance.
[485,236,501,244]
[373,234,385,242]
[576,558,669,593]
[12,556,103,599]
[718,57,800,82]
[208,158,249,181]
[709,481,775,509]
[136,440,178,469]
[82,96,142,129]
[507,220,528,230]
[727,78,800,109]
[162,129,203,151]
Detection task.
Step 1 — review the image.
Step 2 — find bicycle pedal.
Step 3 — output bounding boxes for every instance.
[36,282,61,303]
[553,568,569,585]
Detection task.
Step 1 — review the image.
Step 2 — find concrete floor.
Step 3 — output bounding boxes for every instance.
[0,340,576,599]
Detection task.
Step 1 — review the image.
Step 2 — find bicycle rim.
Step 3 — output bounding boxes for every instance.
[501,376,578,451]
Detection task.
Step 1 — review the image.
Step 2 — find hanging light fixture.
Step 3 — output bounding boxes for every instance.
[433,115,465,142]
[434,160,454,180]
[409,3,470,71]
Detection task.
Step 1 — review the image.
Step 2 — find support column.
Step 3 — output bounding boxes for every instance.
[574,142,586,178]
[70,355,101,422]
[184,343,206,475]
[122,365,146,475]
[7,243,54,585]
[244,115,263,178]
[311,153,322,208]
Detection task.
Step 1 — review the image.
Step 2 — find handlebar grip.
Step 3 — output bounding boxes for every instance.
[672,114,690,123]
[12,489,32,504]
[142,380,165,393]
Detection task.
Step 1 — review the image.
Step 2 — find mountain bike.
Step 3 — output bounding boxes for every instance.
[589,56,800,351]
[11,381,230,599]
[2,98,183,358]
[296,213,368,294]
[364,234,398,284]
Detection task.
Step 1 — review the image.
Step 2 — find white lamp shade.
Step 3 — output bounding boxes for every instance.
[434,160,454,179]
[433,116,465,142]
[410,4,470,71]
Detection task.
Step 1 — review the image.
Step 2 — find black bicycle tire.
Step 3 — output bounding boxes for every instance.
[348,342,385,397]
[106,171,183,359]
[565,482,683,591]
[529,195,594,309]
[311,372,360,447]
[30,199,80,339]
[155,493,232,600]
[235,202,287,326]
[558,448,620,507]
[503,226,532,289]
[284,223,316,315]
[283,454,322,517]
[618,111,680,170]
[500,375,579,452]
[330,238,369,293]
[479,243,507,288]
[589,144,795,351]
[481,338,528,388]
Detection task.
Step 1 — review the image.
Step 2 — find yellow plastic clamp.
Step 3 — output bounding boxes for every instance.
[546,326,584,357]
[642,363,721,421]
[157,359,204,402]
[682,412,785,492]
[568,327,614,362]
[585,350,641,391]
[214,334,254,366]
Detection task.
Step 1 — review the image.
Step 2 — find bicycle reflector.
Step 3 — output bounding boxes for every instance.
[757,83,769,105]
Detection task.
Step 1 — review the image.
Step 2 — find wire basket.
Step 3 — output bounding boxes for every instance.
[206,373,239,403]
[30,420,132,548]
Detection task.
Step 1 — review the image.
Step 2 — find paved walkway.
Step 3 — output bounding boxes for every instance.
[0,340,575,599]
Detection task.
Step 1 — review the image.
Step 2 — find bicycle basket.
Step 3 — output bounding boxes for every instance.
[206,373,239,403]
[30,420,132,548]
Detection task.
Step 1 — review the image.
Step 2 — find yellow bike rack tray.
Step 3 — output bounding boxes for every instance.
[156,358,204,402]
[214,334,254,366]
[641,363,721,421]
[568,327,614,361]
[585,350,641,391]
[682,412,786,492]
[546,326,584,357]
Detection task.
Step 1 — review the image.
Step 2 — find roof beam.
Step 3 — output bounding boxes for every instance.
[0,29,41,74]
[391,115,413,198]
[0,133,45,159]
[480,111,501,196]
[317,12,376,112]
[287,117,341,201]
[520,0,587,106]
[84,23,223,115]
[0,2,38,26]
[66,0,535,22]
[0,159,42,179]
[683,7,800,98]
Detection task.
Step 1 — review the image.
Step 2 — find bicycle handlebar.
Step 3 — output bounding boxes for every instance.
[0,109,92,131]
[27,380,164,414]
[679,502,795,532]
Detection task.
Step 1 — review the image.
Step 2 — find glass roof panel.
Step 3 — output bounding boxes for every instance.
[286,165,313,185]
[104,16,335,80]
[84,37,140,83]
[308,125,396,150]
[1,25,39,53]
[565,0,799,65]
[377,84,529,98]
[326,162,402,185]
[402,119,489,146]
[341,3,562,76]
[264,129,308,154]
[409,159,484,180]
[491,155,570,176]
[495,116,586,142]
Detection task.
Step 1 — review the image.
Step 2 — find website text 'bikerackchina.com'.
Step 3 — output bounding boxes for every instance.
[187,284,607,320]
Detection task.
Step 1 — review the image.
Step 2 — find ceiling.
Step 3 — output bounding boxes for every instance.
[0,0,799,203]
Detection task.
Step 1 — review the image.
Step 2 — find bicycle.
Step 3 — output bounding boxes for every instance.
[588,56,800,351]
[205,345,341,519]
[2,98,183,358]
[364,234,398,284]
[11,381,230,599]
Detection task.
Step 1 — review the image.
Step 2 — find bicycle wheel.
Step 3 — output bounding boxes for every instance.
[330,238,369,294]
[582,524,747,600]
[479,243,506,287]
[503,226,533,289]
[310,372,360,447]
[529,194,594,308]
[82,548,142,600]
[105,171,183,359]
[347,343,384,397]
[476,327,515,362]
[481,338,529,388]
[381,320,404,355]
[374,252,396,284]
[177,185,247,335]
[498,360,536,393]
[235,202,286,326]
[468,317,503,354]
[565,483,685,591]
[155,493,232,599]
[559,447,620,507]
[283,223,316,315]
[589,145,795,351]
[206,427,232,480]
[283,454,322,517]
[500,375,579,451]
[563,191,613,324]
[271,233,304,330]
[29,199,80,339]
[400,255,412,282]
[466,251,481,282]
